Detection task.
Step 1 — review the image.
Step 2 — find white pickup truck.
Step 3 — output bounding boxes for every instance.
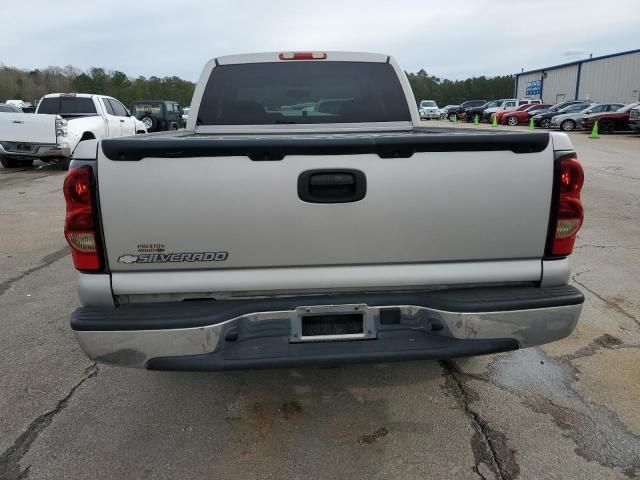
[0,93,146,168]
[65,51,585,371]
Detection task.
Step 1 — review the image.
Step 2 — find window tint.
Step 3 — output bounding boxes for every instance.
[108,99,128,117]
[198,62,411,125]
[102,98,115,115]
[563,105,585,113]
[38,97,97,115]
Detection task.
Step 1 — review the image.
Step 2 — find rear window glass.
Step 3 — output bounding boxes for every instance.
[38,97,97,115]
[0,105,21,112]
[198,62,411,125]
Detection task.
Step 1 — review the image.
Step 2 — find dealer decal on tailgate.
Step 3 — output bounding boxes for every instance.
[117,252,228,264]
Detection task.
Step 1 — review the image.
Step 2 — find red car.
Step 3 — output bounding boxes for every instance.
[493,104,533,124]
[500,104,552,125]
[581,102,640,133]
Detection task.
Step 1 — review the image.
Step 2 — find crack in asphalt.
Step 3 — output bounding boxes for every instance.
[572,272,640,328]
[0,172,62,189]
[592,168,640,182]
[574,244,640,251]
[0,246,69,297]
[563,333,639,361]
[440,360,520,480]
[0,364,98,480]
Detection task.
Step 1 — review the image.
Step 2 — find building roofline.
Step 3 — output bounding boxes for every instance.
[515,48,640,77]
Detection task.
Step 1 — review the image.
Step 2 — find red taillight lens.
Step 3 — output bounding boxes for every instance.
[558,157,584,195]
[63,166,101,271]
[549,156,584,256]
[279,51,327,60]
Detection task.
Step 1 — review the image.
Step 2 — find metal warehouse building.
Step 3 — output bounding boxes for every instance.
[514,49,640,105]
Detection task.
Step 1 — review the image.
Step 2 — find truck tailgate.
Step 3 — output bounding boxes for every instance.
[0,113,57,144]
[97,132,554,276]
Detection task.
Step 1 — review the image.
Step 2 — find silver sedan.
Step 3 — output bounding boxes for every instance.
[551,103,624,131]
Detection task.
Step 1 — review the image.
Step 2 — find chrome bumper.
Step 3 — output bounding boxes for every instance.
[72,287,583,369]
[0,142,70,158]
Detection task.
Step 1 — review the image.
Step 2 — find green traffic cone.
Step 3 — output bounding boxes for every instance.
[491,114,498,127]
[528,117,535,131]
[453,114,458,123]
[473,115,479,125]
[589,120,600,139]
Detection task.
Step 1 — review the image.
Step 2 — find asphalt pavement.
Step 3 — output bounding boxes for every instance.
[0,125,638,479]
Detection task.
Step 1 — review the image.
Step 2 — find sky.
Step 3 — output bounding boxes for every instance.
[1,0,639,81]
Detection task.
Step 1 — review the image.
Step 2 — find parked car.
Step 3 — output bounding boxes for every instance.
[465,99,508,123]
[440,105,458,119]
[130,100,184,132]
[501,104,552,125]
[418,100,439,120]
[0,93,146,168]
[581,102,640,133]
[0,103,23,113]
[628,106,640,132]
[5,100,28,109]
[447,100,486,121]
[483,99,542,122]
[550,103,624,131]
[493,103,540,124]
[65,51,584,371]
[531,101,593,128]
[182,106,190,126]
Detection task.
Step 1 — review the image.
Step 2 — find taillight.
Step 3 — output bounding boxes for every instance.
[279,51,327,60]
[63,166,101,271]
[548,156,584,256]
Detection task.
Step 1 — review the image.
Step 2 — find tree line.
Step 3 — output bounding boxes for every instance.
[407,69,515,106]
[0,65,196,107]
[1,64,515,109]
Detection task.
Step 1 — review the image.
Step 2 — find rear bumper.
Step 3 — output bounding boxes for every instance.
[71,286,583,370]
[0,142,70,159]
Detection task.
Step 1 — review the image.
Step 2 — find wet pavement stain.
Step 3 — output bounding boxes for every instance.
[485,348,640,478]
[562,333,625,361]
[280,401,303,419]
[358,427,389,444]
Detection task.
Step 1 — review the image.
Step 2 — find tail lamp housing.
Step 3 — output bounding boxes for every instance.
[547,155,584,256]
[63,166,102,271]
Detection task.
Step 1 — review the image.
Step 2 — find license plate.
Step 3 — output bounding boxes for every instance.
[16,144,31,151]
[290,304,376,342]
[302,313,364,336]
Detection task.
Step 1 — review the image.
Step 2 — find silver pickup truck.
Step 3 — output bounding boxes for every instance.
[65,51,585,371]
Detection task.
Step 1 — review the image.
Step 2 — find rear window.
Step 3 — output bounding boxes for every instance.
[0,105,21,113]
[38,97,97,115]
[198,62,411,125]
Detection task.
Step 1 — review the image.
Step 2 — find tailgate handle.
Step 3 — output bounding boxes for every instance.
[298,169,366,203]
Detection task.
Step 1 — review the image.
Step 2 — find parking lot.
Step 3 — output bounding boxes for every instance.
[0,126,638,479]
